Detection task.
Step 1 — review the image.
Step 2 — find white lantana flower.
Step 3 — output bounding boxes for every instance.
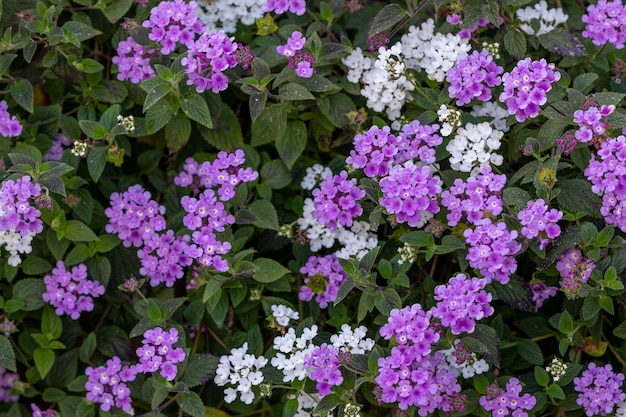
[215,343,268,404]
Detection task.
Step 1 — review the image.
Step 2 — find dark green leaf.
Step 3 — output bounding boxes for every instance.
[247,199,279,230]
[261,160,292,189]
[276,121,306,169]
[145,99,173,134]
[546,383,566,400]
[164,115,191,150]
[504,29,527,59]
[278,83,315,101]
[177,392,205,417]
[253,258,290,283]
[559,310,574,334]
[12,278,46,311]
[251,104,287,146]
[368,4,408,36]
[10,79,34,113]
[538,29,586,56]
[42,306,63,339]
[21,255,52,275]
[100,0,133,23]
[535,366,550,387]
[143,83,171,112]
[34,347,55,379]
[79,332,97,363]
[0,336,16,372]
[87,146,108,182]
[181,354,218,388]
[181,94,213,129]
[64,220,98,242]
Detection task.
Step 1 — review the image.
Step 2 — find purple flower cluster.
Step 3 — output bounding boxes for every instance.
[529,280,558,310]
[558,130,577,156]
[0,100,22,138]
[44,133,72,161]
[0,366,18,402]
[584,135,626,232]
[396,120,443,164]
[299,255,348,308]
[446,50,503,106]
[137,230,197,287]
[112,37,156,84]
[304,343,343,396]
[376,305,462,413]
[498,58,560,122]
[105,184,167,248]
[183,31,238,93]
[31,404,56,417]
[464,219,521,284]
[479,378,536,417]
[517,199,563,249]
[347,126,399,177]
[141,0,205,55]
[430,274,494,334]
[574,98,615,143]
[174,150,258,199]
[85,356,136,414]
[276,31,314,78]
[582,0,626,49]
[0,317,16,336]
[264,0,306,15]
[181,189,234,272]
[312,171,365,232]
[379,161,442,228]
[136,327,186,381]
[347,122,443,178]
[0,176,43,236]
[574,363,626,416]
[556,248,595,298]
[42,261,105,319]
[441,166,506,227]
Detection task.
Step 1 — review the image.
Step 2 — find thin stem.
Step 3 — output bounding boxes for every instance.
[608,342,626,366]
[94,303,112,334]
[306,8,337,42]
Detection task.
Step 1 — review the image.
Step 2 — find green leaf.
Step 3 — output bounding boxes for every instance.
[278,83,315,101]
[34,347,55,379]
[89,256,111,287]
[145,99,173,134]
[276,121,306,169]
[556,179,601,217]
[314,394,340,415]
[100,0,133,23]
[251,104,287,146]
[504,28,527,59]
[12,278,46,311]
[573,73,599,94]
[181,94,213,129]
[79,332,97,363]
[62,21,102,41]
[164,115,191,150]
[142,83,171,112]
[260,160,292,189]
[517,339,543,365]
[241,199,279,230]
[21,255,52,275]
[613,322,626,339]
[374,288,401,315]
[559,310,574,334]
[43,387,67,402]
[318,93,355,128]
[65,244,90,266]
[77,58,104,74]
[181,354,219,388]
[581,296,601,322]
[473,324,501,368]
[253,258,290,283]
[0,335,16,372]
[10,79,34,113]
[199,102,243,150]
[538,29,586,56]
[599,294,614,314]
[436,235,465,254]
[42,306,63,339]
[87,146,108,182]
[535,366,550,387]
[593,92,626,106]
[177,392,205,417]
[546,383,566,400]
[503,187,532,209]
[95,234,121,253]
[368,4,408,36]
[64,220,98,242]
[400,231,434,247]
[557,362,583,386]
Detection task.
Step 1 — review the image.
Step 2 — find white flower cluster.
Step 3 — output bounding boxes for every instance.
[437,104,463,137]
[401,19,471,82]
[297,198,378,259]
[117,114,135,132]
[195,0,265,34]
[446,122,504,174]
[616,401,626,417]
[290,391,332,417]
[545,357,568,382]
[516,0,568,36]
[301,164,333,190]
[343,44,415,120]
[330,324,375,354]
[271,326,318,382]
[270,304,299,327]
[470,102,511,133]
[0,229,36,266]
[397,242,417,265]
[214,342,268,404]
[440,343,489,379]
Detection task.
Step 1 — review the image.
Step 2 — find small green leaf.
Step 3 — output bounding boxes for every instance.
[12,278,46,311]
[504,28,527,59]
[34,347,55,379]
[79,333,97,363]
[142,83,171,112]
[517,339,543,365]
[64,220,99,242]
[0,335,16,372]
[253,258,290,283]
[10,79,34,113]
[87,146,108,182]
[62,21,102,41]
[77,58,104,74]
[368,3,408,36]
[181,94,213,129]
[276,121,306,169]
[559,310,574,334]
[535,366,550,387]
[251,104,287,146]
[164,115,191,150]
[546,383,566,400]
[177,392,204,417]
[278,83,315,101]
[145,99,173,134]
[100,0,133,23]
[42,306,63,340]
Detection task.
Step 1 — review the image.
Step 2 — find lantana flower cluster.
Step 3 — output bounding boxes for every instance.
[271,325,318,383]
[441,342,490,379]
[215,342,268,404]
[574,97,615,143]
[574,363,626,417]
[584,134,626,232]
[304,343,343,396]
[431,274,494,334]
[135,327,186,381]
[85,356,137,414]
[479,378,536,417]
[142,0,205,55]
[299,254,348,308]
[311,171,365,232]
[263,0,306,15]
[446,49,503,106]
[441,165,506,226]
[516,0,569,35]
[446,122,504,174]
[556,248,596,298]
[517,199,563,249]
[42,261,105,319]
[581,0,626,49]
[498,57,561,122]
[0,366,18,402]
[277,31,314,78]
[0,100,23,138]
[0,176,44,266]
